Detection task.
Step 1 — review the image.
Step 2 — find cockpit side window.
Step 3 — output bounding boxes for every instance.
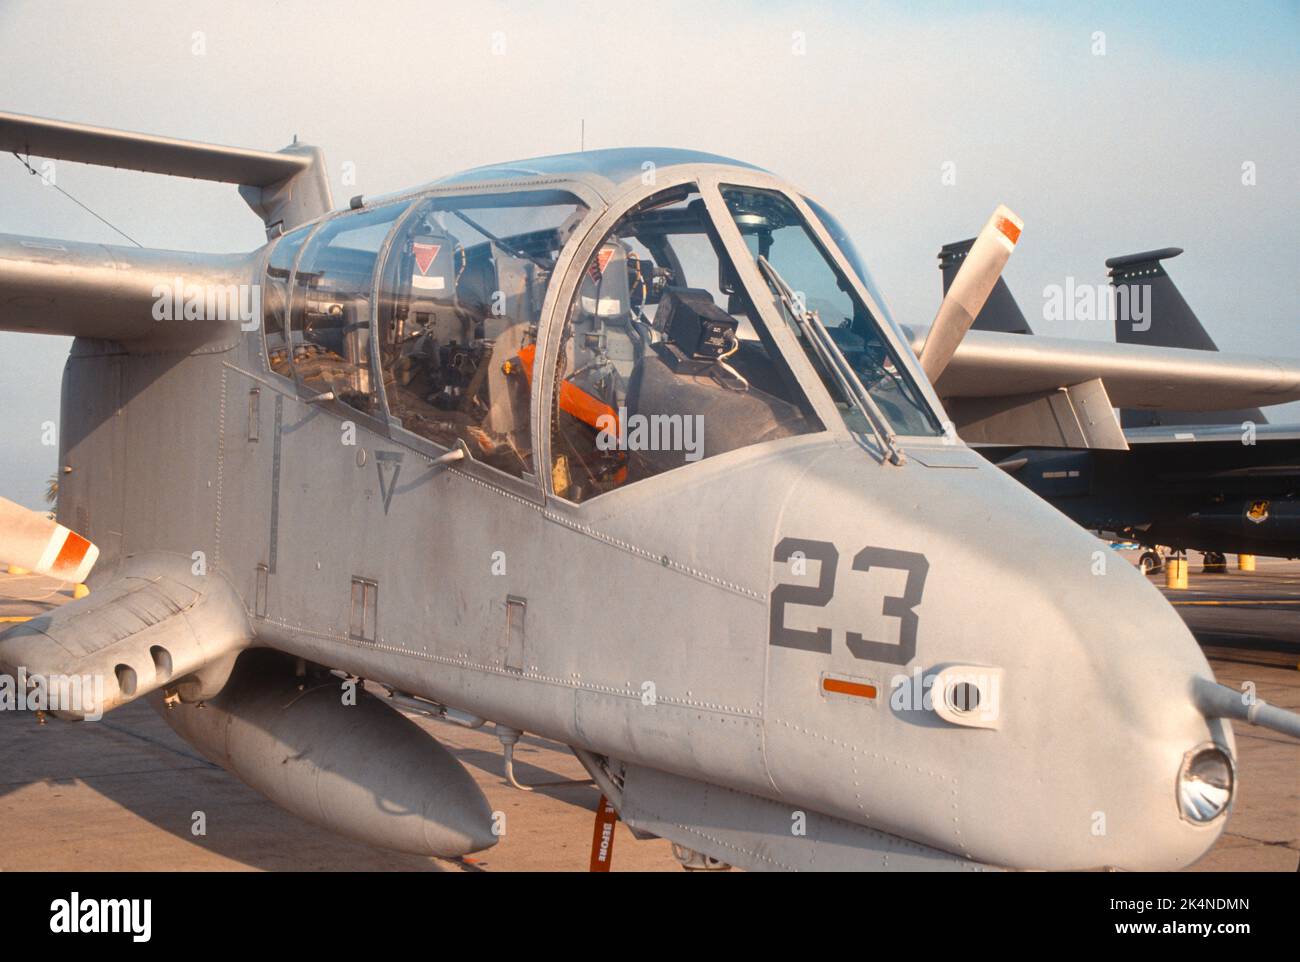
[375,191,587,479]
[262,225,311,380]
[549,187,822,504]
[287,202,410,419]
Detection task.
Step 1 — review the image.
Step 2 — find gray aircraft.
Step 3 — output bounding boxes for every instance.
[2,110,1299,872]
[935,241,1300,563]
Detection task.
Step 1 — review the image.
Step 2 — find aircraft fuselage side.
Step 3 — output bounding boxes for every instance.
[58,301,1231,870]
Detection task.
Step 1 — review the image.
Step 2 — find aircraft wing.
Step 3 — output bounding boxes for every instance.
[0,233,254,348]
[904,325,1300,411]
[0,110,339,348]
[1124,422,1300,444]
[0,110,308,185]
[0,110,332,236]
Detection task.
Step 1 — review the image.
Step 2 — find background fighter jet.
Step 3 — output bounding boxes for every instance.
[2,109,1299,873]
[936,239,1300,560]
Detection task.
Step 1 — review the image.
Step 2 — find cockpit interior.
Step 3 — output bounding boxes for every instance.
[550,186,821,502]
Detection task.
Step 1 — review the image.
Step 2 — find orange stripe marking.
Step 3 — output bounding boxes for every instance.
[51,531,90,575]
[996,217,1021,244]
[822,677,877,699]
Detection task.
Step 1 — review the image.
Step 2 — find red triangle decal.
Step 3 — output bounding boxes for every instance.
[413,243,441,274]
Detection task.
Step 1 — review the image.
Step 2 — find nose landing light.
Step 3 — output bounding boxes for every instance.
[1177,744,1234,823]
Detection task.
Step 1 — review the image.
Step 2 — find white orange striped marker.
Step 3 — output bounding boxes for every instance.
[919,204,1024,383]
[0,495,99,584]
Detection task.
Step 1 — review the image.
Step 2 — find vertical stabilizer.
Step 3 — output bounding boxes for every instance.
[1107,248,1266,427]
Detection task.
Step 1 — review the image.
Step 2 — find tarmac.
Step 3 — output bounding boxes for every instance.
[0,552,1296,872]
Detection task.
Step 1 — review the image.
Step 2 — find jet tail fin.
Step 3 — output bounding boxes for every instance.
[0,110,332,237]
[1107,247,1266,428]
[938,238,1032,335]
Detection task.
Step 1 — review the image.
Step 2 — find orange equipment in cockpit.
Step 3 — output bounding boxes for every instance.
[503,343,620,435]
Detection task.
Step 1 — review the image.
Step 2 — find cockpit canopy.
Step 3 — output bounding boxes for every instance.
[259,153,942,502]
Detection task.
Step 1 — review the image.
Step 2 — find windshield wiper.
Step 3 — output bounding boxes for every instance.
[756,255,905,466]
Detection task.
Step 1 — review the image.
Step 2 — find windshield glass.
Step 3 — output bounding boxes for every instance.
[803,196,899,331]
[547,185,823,502]
[721,186,941,437]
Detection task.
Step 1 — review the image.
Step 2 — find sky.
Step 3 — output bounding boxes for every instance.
[1,0,1297,508]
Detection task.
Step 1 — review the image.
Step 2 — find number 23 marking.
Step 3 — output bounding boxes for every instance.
[769,537,929,665]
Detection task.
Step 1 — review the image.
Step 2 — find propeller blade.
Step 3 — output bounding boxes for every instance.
[919,204,1023,383]
[0,495,98,583]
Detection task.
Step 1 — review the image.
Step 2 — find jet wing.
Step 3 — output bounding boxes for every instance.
[905,325,1300,412]
[1124,422,1300,444]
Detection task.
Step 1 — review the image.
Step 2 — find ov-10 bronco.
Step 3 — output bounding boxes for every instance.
[2,110,1298,871]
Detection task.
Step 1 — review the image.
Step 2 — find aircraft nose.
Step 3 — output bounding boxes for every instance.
[770,447,1234,870]
[906,458,1236,869]
[991,523,1235,869]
